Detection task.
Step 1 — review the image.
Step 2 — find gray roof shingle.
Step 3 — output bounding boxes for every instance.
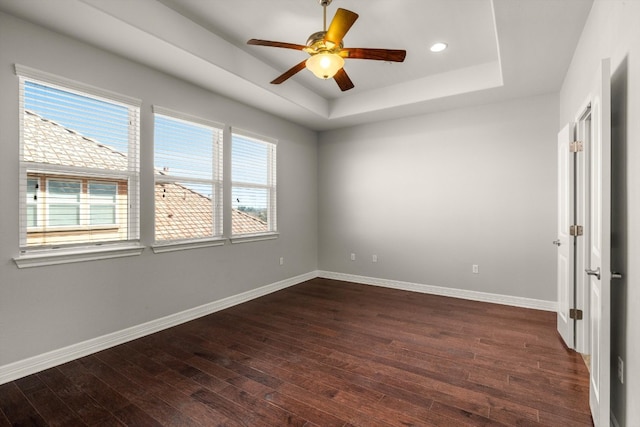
[23,110,128,170]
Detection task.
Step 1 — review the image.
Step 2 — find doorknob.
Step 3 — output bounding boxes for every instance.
[586,267,601,280]
[552,240,562,246]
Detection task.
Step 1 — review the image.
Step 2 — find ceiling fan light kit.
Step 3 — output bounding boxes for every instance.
[306,52,344,79]
[247,0,406,91]
[303,30,344,79]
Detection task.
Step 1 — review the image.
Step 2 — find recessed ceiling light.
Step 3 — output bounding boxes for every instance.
[430,42,448,53]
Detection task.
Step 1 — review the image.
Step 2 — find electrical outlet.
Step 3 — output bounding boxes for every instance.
[279,257,284,266]
[472,264,479,274]
[350,253,356,261]
[618,356,624,384]
[372,254,378,263]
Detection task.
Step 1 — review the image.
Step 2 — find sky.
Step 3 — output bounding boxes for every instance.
[25,81,130,154]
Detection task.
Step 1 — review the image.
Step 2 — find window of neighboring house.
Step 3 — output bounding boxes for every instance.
[46,179,81,227]
[28,178,119,228]
[231,129,277,237]
[26,177,39,228]
[89,181,117,225]
[153,106,223,245]
[17,65,140,253]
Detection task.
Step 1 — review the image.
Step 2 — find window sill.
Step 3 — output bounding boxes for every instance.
[151,238,225,254]
[230,232,279,244]
[14,244,145,269]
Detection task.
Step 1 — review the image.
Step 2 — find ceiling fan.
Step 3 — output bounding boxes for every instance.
[247,0,406,91]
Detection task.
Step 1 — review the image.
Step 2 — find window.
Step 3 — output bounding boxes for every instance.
[89,181,118,225]
[26,177,39,228]
[27,177,120,230]
[17,65,140,253]
[153,107,223,245]
[231,129,277,237]
[47,179,81,227]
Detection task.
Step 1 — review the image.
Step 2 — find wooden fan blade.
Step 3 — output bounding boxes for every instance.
[247,39,306,51]
[333,68,354,92]
[271,60,307,85]
[341,48,406,62]
[325,8,359,45]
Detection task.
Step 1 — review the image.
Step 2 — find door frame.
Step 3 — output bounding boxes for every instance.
[574,103,591,355]
[556,123,577,349]
[569,58,611,427]
[586,58,611,427]
[557,103,591,354]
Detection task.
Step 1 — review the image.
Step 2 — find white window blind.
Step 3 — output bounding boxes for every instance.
[153,107,223,243]
[231,129,277,236]
[17,66,140,251]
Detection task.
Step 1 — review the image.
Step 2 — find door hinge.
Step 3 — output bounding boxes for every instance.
[570,225,583,236]
[570,309,583,320]
[570,141,584,152]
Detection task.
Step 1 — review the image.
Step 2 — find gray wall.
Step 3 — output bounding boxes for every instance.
[318,93,558,302]
[559,1,640,425]
[0,12,318,366]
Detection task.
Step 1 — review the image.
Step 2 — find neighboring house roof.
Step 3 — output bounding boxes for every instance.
[24,110,267,238]
[23,110,128,171]
[155,181,268,240]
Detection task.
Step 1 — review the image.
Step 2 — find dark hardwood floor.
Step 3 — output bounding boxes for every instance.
[0,278,593,426]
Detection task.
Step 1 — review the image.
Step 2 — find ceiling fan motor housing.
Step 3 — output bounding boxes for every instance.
[305,31,342,54]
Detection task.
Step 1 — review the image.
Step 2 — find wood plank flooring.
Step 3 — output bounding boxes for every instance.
[0,278,593,426]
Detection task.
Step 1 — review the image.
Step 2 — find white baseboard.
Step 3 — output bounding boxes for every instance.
[0,271,317,385]
[317,270,557,312]
[0,269,557,385]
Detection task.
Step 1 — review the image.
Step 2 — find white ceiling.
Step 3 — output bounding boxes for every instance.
[0,0,593,131]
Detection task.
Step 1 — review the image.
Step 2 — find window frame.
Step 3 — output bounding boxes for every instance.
[151,106,225,253]
[230,128,278,243]
[14,65,144,268]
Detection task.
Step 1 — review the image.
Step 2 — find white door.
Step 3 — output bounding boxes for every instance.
[587,58,611,427]
[556,123,575,349]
